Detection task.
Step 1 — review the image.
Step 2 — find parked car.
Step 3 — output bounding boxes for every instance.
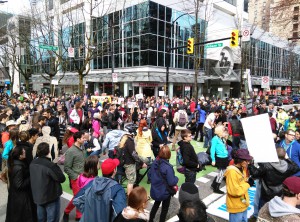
[281,96,293,105]
[292,95,300,103]
[268,96,283,106]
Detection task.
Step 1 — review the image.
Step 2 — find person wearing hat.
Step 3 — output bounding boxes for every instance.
[172,106,188,151]
[257,176,300,221]
[224,149,254,222]
[73,158,126,222]
[92,112,102,138]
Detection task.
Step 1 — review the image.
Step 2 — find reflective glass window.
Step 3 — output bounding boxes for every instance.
[124,23,132,37]
[125,7,132,22]
[159,5,165,21]
[158,52,164,66]
[149,50,157,66]
[178,55,183,68]
[149,18,157,34]
[158,36,164,51]
[132,20,139,36]
[133,52,140,66]
[140,18,149,34]
[148,34,157,50]
[132,37,139,51]
[126,38,132,52]
[140,50,149,65]
[125,53,132,67]
[141,34,149,50]
[138,2,149,18]
[159,21,165,36]
[166,7,172,22]
[149,1,158,18]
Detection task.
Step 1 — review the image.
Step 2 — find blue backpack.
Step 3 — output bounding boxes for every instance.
[176,147,185,174]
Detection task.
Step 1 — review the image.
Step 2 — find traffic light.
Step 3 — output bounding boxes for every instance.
[187,38,194,54]
[230,30,239,47]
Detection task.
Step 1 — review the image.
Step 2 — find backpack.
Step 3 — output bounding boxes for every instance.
[178,112,186,127]
[114,145,125,167]
[176,147,185,174]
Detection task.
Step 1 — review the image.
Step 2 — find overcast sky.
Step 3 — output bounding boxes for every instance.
[0,0,31,15]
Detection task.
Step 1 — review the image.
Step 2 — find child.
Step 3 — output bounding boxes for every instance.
[78,155,99,189]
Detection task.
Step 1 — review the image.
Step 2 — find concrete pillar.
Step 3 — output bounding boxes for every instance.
[168,83,173,98]
[155,86,158,97]
[139,86,143,94]
[94,83,99,94]
[124,82,128,97]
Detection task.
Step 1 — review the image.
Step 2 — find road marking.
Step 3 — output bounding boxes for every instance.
[167,215,179,222]
[202,186,226,206]
[197,177,210,183]
[208,172,219,177]
[62,191,73,201]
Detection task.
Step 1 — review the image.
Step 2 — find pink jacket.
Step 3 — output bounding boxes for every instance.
[78,174,95,189]
[92,119,101,138]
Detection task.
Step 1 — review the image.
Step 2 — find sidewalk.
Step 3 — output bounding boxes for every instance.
[0,180,8,221]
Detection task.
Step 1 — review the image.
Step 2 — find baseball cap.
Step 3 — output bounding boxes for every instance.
[283,176,300,194]
[101,158,120,175]
[69,127,78,133]
[6,120,17,127]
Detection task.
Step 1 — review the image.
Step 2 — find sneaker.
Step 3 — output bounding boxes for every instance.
[63,213,69,222]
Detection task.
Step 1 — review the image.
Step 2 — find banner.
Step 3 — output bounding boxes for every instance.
[91,96,111,105]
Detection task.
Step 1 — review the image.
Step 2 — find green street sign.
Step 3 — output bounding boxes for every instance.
[39,45,58,51]
[205,43,223,49]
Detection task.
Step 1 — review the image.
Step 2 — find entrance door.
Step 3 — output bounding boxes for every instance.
[143,87,155,97]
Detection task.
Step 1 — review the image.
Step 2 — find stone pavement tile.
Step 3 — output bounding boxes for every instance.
[0,180,8,221]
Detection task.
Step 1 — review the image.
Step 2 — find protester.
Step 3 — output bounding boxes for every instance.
[114,186,150,222]
[210,125,228,194]
[6,146,37,222]
[78,155,99,189]
[30,142,66,222]
[194,103,206,142]
[257,176,300,221]
[73,158,127,222]
[179,129,202,183]
[172,106,188,151]
[135,119,153,161]
[224,149,254,222]
[203,110,221,148]
[62,127,78,148]
[69,100,85,130]
[63,131,86,222]
[151,117,168,158]
[148,145,178,222]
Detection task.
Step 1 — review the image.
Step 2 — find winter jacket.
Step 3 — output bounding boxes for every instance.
[151,118,168,156]
[257,196,300,222]
[178,140,200,172]
[64,144,85,180]
[73,176,127,222]
[210,135,228,163]
[47,116,60,140]
[224,165,250,214]
[173,110,188,130]
[123,136,143,165]
[135,129,153,159]
[92,119,101,138]
[248,159,299,201]
[102,130,126,152]
[148,158,178,201]
[197,105,206,123]
[6,159,37,222]
[2,139,14,160]
[70,108,85,124]
[78,174,95,189]
[30,157,66,205]
[228,119,243,136]
[33,126,58,160]
[279,140,300,177]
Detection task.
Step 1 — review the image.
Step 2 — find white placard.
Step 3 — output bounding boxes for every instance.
[261,76,270,89]
[242,27,251,42]
[118,98,124,104]
[51,79,58,85]
[85,84,88,88]
[218,88,223,92]
[240,114,278,163]
[245,69,252,92]
[112,73,118,83]
[68,47,74,58]
[185,86,191,91]
[159,91,165,96]
[135,94,143,100]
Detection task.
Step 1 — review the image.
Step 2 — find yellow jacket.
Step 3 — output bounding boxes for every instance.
[135,129,153,159]
[224,165,250,213]
[276,111,289,125]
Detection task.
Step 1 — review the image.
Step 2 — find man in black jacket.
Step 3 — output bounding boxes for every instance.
[30,142,66,222]
[43,108,60,141]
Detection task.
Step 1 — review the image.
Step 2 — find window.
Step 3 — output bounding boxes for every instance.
[48,0,53,10]
[293,24,298,31]
[294,15,299,22]
[293,32,298,38]
[294,6,299,12]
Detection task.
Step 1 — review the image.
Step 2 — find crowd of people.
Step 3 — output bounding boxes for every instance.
[0,91,300,222]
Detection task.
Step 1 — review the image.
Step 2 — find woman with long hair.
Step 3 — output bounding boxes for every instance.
[135,119,153,160]
[114,186,150,222]
[78,155,99,189]
[6,146,37,222]
[62,127,78,148]
[69,100,85,130]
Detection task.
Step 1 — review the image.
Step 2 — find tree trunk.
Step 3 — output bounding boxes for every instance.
[78,73,84,95]
[49,76,53,96]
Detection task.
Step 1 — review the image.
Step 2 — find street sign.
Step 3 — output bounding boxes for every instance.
[242,27,251,42]
[218,88,223,92]
[112,73,118,83]
[39,45,58,51]
[68,47,74,58]
[51,79,58,85]
[205,43,223,49]
[261,76,270,88]
[185,86,191,91]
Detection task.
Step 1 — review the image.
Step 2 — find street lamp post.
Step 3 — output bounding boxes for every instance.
[166,12,193,98]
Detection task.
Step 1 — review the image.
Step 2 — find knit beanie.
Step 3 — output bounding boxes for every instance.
[178,182,200,205]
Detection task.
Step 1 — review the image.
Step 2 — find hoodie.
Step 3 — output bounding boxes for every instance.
[78,174,95,189]
[135,129,153,158]
[257,196,300,222]
[102,130,126,151]
[73,176,127,222]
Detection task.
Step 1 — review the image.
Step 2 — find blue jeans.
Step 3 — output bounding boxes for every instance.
[204,127,212,148]
[37,198,60,222]
[88,149,101,156]
[229,210,248,222]
[253,180,261,218]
